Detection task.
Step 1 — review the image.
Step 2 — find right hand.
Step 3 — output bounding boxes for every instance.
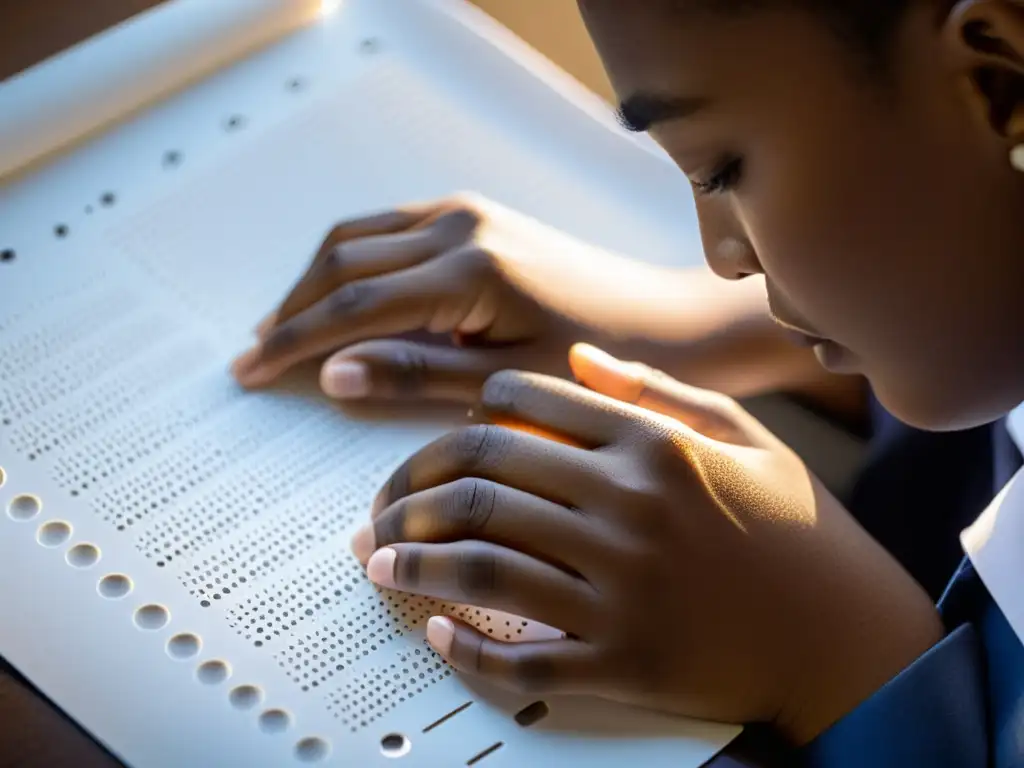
[232,193,661,402]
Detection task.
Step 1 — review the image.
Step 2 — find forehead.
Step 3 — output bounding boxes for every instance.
[576,1,847,100]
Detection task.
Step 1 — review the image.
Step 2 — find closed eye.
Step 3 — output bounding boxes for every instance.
[691,156,744,196]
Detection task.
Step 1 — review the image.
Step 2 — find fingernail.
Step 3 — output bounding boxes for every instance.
[426,616,455,656]
[365,547,397,589]
[321,359,370,399]
[350,525,375,564]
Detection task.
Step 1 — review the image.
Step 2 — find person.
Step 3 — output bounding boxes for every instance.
[233,0,1024,763]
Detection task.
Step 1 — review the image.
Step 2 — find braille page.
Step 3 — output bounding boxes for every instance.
[0,1,739,766]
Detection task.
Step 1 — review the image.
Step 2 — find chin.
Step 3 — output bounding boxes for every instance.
[871,378,1017,433]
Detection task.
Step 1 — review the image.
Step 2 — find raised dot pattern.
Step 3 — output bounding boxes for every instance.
[137,414,375,565]
[7,337,213,461]
[53,374,239,496]
[0,287,134,387]
[227,553,368,648]
[275,593,395,691]
[325,645,450,732]
[180,467,369,604]
[93,392,312,531]
[1,311,173,425]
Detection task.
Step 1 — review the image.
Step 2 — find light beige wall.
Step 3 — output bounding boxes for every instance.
[468,0,614,102]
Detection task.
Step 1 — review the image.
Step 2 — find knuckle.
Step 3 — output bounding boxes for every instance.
[260,322,299,361]
[324,241,351,271]
[373,502,406,547]
[456,244,500,277]
[394,547,422,588]
[325,280,373,317]
[433,205,483,239]
[481,369,530,413]
[449,425,511,472]
[642,427,687,463]
[455,544,498,598]
[386,344,430,396]
[447,478,498,533]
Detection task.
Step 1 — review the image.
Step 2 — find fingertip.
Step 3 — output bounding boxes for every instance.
[320,356,371,399]
[231,347,274,388]
[568,344,643,404]
[350,525,375,564]
[426,615,455,657]
[365,547,398,589]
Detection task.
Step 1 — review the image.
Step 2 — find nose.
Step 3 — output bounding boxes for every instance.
[694,196,760,280]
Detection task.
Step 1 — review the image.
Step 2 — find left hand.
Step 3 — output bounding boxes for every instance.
[350,345,942,744]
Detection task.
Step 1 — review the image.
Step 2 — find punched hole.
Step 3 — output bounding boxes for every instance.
[380,733,410,758]
[513,701,549,728]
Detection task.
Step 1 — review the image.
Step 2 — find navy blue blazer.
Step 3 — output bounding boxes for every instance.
[799,404,1024,767]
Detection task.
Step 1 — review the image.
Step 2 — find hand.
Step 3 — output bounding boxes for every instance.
[231,193,855,412]
[350,345,942,744]
[232,194,626,401]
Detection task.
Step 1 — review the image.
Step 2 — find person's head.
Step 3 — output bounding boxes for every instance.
[579,0,1024,431]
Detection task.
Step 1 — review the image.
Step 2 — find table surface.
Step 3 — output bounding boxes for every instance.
[0,3,778,766]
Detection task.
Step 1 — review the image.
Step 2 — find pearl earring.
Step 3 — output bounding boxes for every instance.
[1013,143,1024,172]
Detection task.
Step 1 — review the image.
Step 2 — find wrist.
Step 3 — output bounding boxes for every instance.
[777,583,944,745]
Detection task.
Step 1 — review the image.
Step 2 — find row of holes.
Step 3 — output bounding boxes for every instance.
[1,474,548,762]
[1,475,331,763]
[1,32,384,263]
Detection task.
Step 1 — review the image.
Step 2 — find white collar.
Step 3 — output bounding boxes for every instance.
[1008,404,1024,451]
[961,402,1024,642]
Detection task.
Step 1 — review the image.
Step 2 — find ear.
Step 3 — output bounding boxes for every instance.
[943,0,1024,150]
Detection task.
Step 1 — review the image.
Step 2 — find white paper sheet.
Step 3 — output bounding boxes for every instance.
[0,1,738,765]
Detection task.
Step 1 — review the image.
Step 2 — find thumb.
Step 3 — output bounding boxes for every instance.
[321,339,503,403]
[568,343,765,447]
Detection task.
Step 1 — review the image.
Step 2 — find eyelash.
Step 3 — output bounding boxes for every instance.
[690,156,744,196]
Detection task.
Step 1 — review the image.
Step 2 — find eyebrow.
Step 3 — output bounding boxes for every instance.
[615,93,709,132]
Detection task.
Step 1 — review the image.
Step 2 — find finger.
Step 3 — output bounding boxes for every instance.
[365,541,597,635]
[235,255,476,387]
[274,206,438,325]
[569,343,759,446]
[427,615,599,696]
[273,213,480,337]
[372,425,600,515]
[480,369,657,449]
[319,340,505,402]
[351,479,602,572]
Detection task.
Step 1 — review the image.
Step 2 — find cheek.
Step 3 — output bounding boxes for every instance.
[739,124,949,358]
